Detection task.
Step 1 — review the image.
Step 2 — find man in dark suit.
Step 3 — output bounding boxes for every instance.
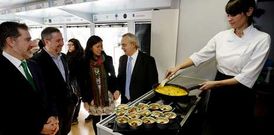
[32,27,77,135]
[115,33,158,103]
[0,21,59,135]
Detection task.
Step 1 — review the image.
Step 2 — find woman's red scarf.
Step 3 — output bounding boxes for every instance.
[89,55,109,107]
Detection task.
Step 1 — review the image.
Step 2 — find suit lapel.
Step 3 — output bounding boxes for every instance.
[28,61,42,93]
[0,55,36,93]
[123,56,128,73]
[61,54,69,83]
[120,55,127,78]
[41,49,67,83]
[131,52,142,82]
[2,55,27,82]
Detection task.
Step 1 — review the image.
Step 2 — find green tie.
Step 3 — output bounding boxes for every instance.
[21,61,36,90]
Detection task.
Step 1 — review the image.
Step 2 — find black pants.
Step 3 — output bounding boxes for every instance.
[57,103,76,135]
[72,98,81,121]
[202,71,256,135]
[92,115,109,135]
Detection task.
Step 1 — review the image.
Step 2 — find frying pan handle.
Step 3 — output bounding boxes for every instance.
[152,83,160,89]
[188,85,201,90]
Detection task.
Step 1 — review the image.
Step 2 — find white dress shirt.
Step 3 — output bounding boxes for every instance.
[2,51,32,79]
[128,50,139,73]
[44,48,66,81]
[190,25,271,88]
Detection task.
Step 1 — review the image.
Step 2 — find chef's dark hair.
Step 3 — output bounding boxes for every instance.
[225,0,264,25]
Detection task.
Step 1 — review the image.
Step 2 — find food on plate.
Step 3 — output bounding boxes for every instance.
[151,110,163,118]
[160,105,172,112]
[117,104,129,110]
[139,109,151,117]
[164,111,177,119]
[127,106,140,114]
[127,112,140,119]
[142,117,156,124]
[137,103,149,110]
[128,118,142,130]
[156,117,169,124]
[115,109,127,116]
[156,117,169,129]
[115,116,129,128]
[116,116,129,123]
[149,103,161,110]
[155,85,188,96]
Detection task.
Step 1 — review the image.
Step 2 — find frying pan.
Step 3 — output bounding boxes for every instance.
[153,83,201,101]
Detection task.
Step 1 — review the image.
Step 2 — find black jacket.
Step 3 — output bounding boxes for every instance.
[32,49,76,114]
[0,54,56,135]
[117,51,158,101]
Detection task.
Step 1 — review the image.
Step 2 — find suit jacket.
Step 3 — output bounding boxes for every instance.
[0,54,55,135]
[32,48,76,110]
[117,51,158,101]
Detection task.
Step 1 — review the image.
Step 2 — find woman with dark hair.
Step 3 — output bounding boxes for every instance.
[81,35,116,135]
[166,0,270,135]
[66,38,84,125]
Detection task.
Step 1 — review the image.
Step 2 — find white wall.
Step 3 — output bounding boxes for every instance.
[151,9,179,80]
[176,0,229,80]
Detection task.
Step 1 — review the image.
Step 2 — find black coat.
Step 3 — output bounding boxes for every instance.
[0,54,55,135]
[32,49,76,111]
[66,53,85,96]
[32,49,77,135]
[117,51,158,101]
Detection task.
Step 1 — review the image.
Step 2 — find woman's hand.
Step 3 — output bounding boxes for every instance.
[83,102,90,111]
[113,90,120,100]
[199,81,221,90]
[165,58,194,79]
[165,67,180,79]
[199,78,238,90]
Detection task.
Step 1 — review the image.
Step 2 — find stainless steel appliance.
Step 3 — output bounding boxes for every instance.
[97,75,207,135]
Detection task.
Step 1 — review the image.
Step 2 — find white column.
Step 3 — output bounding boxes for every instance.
[127,20,135,34]
[89,22,95,36]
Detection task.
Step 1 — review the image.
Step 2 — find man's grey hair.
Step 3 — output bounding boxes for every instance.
[122,33,139,48]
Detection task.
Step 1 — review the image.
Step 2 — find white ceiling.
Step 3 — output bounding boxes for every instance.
[0,0,42,9]
[0,0,176,25]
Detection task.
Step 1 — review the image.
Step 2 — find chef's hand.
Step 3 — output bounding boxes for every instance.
[165,67,180,79]
[199,81,221,90]
[113,90,120,100]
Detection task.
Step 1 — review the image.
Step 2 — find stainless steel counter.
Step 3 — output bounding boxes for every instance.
[97,75,206,135]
